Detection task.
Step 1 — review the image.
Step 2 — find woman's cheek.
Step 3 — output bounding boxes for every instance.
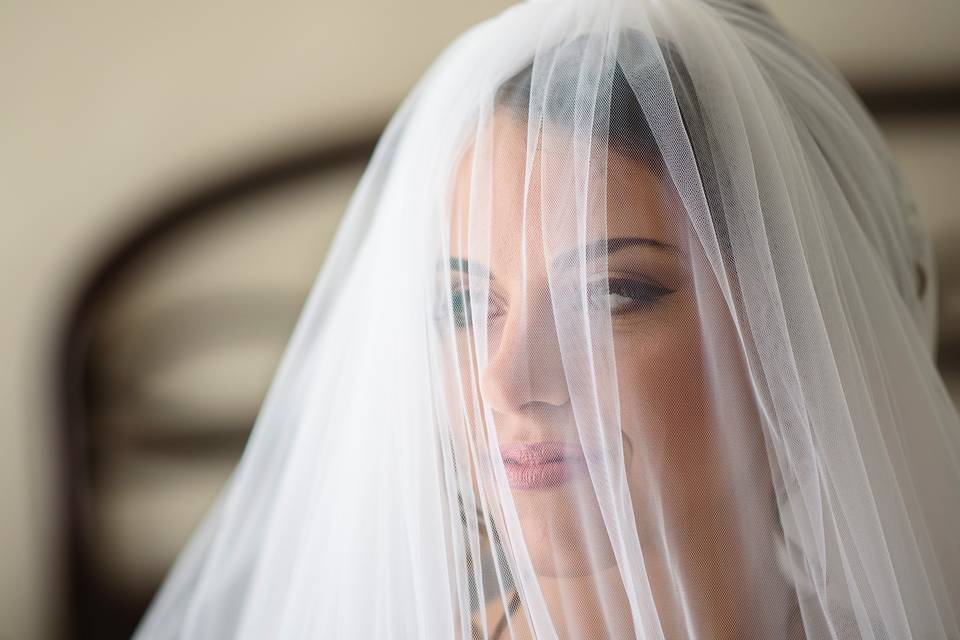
[614,300,711,501]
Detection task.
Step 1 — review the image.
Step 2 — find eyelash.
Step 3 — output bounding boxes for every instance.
[445,288,503,329]
[441,278,674,329]
[589,277,675,314]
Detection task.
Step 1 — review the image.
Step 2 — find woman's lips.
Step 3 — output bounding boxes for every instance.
[500,441,587,490]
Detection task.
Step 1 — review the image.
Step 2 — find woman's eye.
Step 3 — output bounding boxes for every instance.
[450,288,472,328]
[444,288,503,329]
[589,277,674,314]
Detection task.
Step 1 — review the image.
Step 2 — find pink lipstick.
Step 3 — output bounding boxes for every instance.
[500,441,587,490]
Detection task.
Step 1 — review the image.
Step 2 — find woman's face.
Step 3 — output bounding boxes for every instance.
[444,112,775,632]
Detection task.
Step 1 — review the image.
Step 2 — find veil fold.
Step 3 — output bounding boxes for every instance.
[134,0,960,637]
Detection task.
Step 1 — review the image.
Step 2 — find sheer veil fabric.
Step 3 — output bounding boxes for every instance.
[133,0,960,637]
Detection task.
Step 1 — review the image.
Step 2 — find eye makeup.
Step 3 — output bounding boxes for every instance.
[588,276,676,315]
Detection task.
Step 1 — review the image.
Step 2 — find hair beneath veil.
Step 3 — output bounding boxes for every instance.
[133,0,959,638]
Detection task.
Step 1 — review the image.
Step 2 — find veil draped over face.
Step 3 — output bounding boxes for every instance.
[133,0,960,637]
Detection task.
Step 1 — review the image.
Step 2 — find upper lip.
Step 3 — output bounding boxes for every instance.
[499,441,585,466]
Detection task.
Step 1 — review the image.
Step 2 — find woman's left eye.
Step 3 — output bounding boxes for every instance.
[588,277,674,313]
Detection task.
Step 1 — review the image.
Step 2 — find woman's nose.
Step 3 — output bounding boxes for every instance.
[479,292,570,413]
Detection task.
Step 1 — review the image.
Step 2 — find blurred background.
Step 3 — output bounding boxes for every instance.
[1,1,958,639]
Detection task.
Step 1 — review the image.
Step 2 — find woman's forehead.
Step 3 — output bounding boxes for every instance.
[448,113,687,256]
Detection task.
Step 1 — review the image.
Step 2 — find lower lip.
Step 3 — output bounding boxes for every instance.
[501,443,587,490]
[504,459,584,489]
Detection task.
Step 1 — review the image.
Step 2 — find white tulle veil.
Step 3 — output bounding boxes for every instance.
[133,0,960,637]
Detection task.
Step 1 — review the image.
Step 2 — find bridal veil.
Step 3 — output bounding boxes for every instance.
[134,0,960,637]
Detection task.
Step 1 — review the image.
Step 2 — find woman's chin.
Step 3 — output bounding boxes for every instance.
[513,487,617,578]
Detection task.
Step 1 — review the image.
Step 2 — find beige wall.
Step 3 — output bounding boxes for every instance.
[2,2,958,639]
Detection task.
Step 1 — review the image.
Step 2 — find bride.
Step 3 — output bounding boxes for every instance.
[134,0,960,637]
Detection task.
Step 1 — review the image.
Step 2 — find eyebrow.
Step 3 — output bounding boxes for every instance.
[443,236,681,280]
[554,236,683,270]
